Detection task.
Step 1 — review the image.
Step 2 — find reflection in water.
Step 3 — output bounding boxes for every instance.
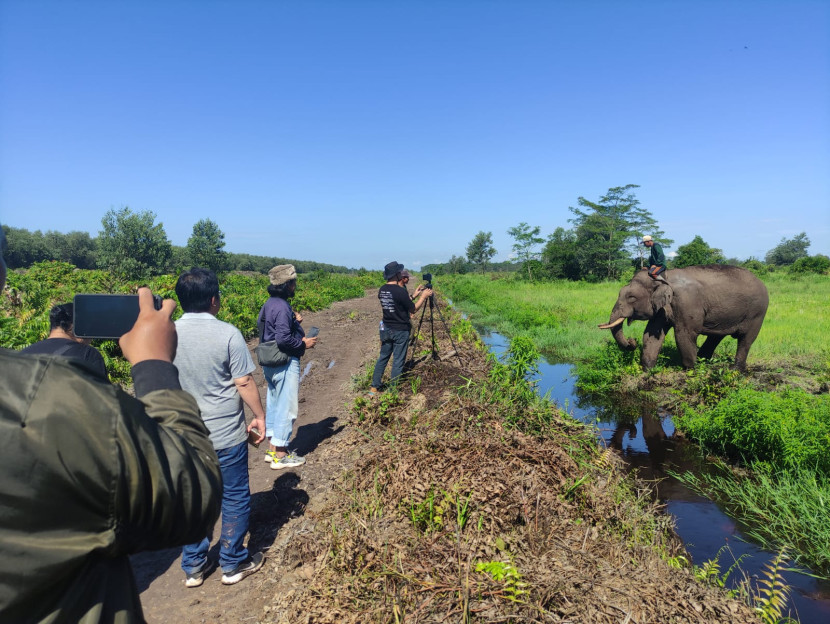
[479,330,830,622]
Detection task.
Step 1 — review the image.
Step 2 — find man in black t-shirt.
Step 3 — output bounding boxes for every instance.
[370,261,432,394]
[21,302,108,379]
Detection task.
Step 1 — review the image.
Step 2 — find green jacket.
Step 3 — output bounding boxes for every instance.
[648,242,666,268]
[0,351,222,623]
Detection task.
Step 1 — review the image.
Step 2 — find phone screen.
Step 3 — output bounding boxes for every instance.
[73,294,141,339]
[306,326,320,338]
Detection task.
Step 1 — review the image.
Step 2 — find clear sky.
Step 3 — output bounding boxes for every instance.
[1,0,828,270]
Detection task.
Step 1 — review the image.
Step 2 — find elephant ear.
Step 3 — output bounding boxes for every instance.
[650,283,674,320]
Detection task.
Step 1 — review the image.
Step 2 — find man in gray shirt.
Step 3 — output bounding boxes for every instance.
[173,268,267,587]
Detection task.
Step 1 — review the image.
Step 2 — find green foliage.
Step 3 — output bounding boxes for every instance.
[507,222,544,280]
[466,231,497,272]
[2,225,53,268]
[541,227,580,280]
[672,235,725,268]
[675,463,830,575]
[408,486,472,535]
[675,387,830,474]
[741,257,769,276]
[185,218,228,273]
[475,559,529,602]
[765,232,810,266]
[2,263,378,385]
[569,184,671,281]
[97,207,172,279]
[572,342,642,394]
[790,254,830,275]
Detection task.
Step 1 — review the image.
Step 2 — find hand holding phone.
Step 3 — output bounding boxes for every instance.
[74,293,163,339]
[119,289,178,365]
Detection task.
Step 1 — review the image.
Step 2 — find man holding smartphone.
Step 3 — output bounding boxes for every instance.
[0,226,223,623]
[173,267,267,587]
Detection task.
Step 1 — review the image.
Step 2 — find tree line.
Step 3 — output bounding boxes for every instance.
[424,185,829,280]
[2,208,353,279]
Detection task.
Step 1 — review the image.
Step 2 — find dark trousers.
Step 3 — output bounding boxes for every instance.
[372,328,410,388]
[648,265,666,279]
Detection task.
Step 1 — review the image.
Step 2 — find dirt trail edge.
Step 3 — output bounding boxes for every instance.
[132,289,380,623]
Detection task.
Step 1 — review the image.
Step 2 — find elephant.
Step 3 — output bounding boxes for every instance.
[598,265,769,371]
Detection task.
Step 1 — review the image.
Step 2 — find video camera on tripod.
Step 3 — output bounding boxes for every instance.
[407,272,460,365]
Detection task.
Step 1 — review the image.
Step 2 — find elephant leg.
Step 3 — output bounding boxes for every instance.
[733,323,762,372]
[641,320,667,369]
[697,335,725,360]
[673,328,699,368]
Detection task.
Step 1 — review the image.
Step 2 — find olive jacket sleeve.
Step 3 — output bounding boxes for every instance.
[0,351,222,623]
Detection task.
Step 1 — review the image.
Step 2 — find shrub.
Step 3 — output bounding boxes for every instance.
[790,254,830,275]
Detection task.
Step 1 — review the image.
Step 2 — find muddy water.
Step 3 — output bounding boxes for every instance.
[481,330,830,623]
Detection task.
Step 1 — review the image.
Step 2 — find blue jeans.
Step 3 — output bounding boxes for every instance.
[372,328,410,388]
[263,357,300,448]
[181,440,250,574]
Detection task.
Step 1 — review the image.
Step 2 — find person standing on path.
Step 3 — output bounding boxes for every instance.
[369,261,432,395]
[173,268,267,587]
[258,264,317,470]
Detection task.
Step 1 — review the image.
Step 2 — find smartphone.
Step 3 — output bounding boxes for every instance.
[306,326,320,338]
[73,294,162,339]
[247,427,263,448]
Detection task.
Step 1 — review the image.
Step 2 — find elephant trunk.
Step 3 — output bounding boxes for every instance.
[599,310,637,350]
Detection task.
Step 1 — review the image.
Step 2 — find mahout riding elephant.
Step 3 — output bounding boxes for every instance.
[598,265,769,371]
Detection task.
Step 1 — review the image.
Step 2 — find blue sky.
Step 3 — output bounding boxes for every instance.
[1,0,828,270]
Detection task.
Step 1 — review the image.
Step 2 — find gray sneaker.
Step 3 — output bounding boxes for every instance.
[221,552,264,585]
[270,452,306,470]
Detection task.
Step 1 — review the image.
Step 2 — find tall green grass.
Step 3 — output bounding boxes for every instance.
[439,271,830,370]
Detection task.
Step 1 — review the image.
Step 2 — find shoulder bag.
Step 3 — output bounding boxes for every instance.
[255,305,291,367]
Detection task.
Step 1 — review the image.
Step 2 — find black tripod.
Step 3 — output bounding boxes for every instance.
[407,289,461,365]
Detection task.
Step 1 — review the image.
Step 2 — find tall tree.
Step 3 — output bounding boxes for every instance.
[186,219,228,273]
[1,226,52,268]
[541,227,580,280]
[673,235,725,268]
[447,254,468,274]
[765,232,810,265]
[569,184,669,280]
[45,230,97,269]
[97,207,172,279]
[507,222,544,280]
[466,231,496,273]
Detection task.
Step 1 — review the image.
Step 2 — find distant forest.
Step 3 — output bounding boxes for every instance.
[2,215,355,277]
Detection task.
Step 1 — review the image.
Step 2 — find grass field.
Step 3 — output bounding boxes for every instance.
[438,271,830,370]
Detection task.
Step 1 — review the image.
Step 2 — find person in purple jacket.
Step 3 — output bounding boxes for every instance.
[257,265,317,469]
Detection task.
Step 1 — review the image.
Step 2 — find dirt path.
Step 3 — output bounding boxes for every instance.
[131,288,381,623]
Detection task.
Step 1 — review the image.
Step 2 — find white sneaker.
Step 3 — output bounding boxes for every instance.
[270,452,306,470]
[221,552,264,585]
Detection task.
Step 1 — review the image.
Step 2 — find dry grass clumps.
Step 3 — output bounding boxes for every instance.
[262,307,758,623]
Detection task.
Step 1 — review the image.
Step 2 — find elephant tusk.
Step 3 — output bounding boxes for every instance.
[598,317,626,329]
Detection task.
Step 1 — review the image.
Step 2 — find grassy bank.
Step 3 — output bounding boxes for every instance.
[262,303,761,623]
[438,271,830,584]
[0,261,381,383]
[672,387,830,575]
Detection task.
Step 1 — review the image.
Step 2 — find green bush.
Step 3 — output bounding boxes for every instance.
[790,254,830,275]
[675,387,830,474]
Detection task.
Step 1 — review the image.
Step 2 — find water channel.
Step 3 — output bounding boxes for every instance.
[480,330,830,623]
